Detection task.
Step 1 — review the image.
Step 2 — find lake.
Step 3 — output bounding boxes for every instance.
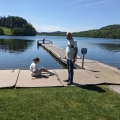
[0,35,120,69]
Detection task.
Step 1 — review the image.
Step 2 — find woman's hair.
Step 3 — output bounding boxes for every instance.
[33,57,40,61]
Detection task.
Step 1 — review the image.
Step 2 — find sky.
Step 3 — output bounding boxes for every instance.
[0,0,120,32]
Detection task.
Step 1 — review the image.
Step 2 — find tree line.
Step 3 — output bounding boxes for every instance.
[37,24,120,39]
[37,31,66,36]
[0,27,4,35]
[0,16,36,36]
[72,25,120,39]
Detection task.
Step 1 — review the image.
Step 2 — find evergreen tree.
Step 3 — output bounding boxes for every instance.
[0,28,4,35]
[0,15,36,36]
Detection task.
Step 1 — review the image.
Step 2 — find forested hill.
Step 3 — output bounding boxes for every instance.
[72,24,120,39]
[37,24,120,39]
[0,16,36,36]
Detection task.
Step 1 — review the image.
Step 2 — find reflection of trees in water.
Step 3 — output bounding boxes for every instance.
[96,43,120,52]
[0,39,35,54]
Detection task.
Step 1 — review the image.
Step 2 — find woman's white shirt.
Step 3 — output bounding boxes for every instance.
[30,62,36,74]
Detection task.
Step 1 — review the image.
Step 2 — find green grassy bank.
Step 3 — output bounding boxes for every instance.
[0,27,12,35]
[0,86,120,120]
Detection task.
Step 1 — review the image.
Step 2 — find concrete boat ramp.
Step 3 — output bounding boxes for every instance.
[0,68,120,88]
[1,43,120,94]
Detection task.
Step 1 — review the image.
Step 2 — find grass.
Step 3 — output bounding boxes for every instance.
[0,86,120,120]
[0,27,12,35]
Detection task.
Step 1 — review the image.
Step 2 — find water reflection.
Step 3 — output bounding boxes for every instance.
[94,43,120,52]
[0,39,35,54]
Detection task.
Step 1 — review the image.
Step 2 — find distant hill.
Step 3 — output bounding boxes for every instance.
[0,16,36,36]
[72,24,120,39]
[37,31,66,36]
[37,24,120,39]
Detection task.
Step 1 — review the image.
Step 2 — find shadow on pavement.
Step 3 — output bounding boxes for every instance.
[77,85,106,93]
[32,75,49,79]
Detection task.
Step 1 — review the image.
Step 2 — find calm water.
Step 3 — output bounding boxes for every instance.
[0,35,120,69]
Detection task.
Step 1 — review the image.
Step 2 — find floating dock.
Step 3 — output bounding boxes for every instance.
[37,40,52,46]
[41,44,83,68]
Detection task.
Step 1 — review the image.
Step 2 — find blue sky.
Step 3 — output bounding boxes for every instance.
[0,0,120,32]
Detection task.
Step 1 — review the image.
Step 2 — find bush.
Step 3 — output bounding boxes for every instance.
[0,28,4,35]
[12,27,24,36]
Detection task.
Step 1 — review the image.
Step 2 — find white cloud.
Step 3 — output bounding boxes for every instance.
[74,0,120,9]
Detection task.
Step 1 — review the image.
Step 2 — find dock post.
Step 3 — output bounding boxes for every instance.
[50,41,53,44]
[81,48,87,69]
[82,54,84,69]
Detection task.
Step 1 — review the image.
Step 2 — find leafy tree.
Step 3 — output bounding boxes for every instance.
[0,15,36,36]
[12,27,24,36]
[72,24,120,39]
[0,28,4,35]
[23,24,36,36]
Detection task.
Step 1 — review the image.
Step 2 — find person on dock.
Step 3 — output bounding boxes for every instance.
[43,38,45,44]
[65,32,78,85]
[30,57,54,77]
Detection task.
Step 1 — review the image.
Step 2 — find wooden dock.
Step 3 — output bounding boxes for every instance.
[37,40,52,46]
[41,44,100,69]
[41,44,83,68]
